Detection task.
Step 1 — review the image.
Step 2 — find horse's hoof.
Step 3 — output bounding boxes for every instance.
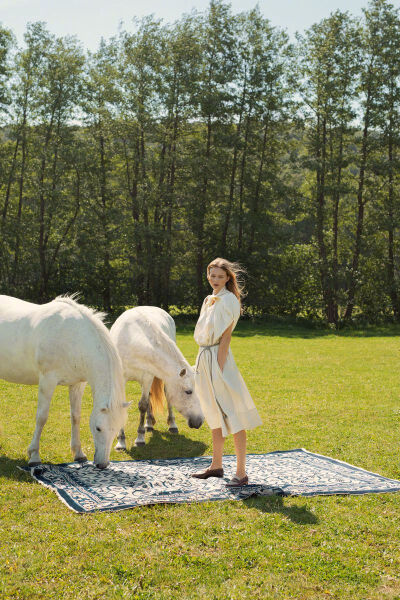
[28,461,42,467]
[115,445,126,451]
[135,441,146,447]
[145,426,154,433]
[75,456,88,463]
[169,428,179,434]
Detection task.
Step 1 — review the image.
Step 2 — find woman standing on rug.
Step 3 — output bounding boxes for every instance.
[191,258,262,486]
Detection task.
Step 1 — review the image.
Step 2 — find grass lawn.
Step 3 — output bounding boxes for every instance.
[2,322,400,599]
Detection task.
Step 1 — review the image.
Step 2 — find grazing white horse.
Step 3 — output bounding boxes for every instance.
[0,294,129,468]
[110,306,204,447]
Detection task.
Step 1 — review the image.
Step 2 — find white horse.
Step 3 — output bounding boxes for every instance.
[110,306,204,448]
[0,294,129,468]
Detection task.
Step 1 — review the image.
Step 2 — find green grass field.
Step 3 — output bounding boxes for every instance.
[2,322,400,600]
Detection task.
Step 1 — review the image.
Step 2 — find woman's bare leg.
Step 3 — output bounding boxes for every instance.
[232,429,247,479]
[210,427,225,470]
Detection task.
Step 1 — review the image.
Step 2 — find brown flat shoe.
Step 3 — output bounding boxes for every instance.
[191,467,224,479]
[226,474,249,487]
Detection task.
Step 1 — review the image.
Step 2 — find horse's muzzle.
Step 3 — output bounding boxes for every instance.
[188,416,204,429]
[95,461,109,470]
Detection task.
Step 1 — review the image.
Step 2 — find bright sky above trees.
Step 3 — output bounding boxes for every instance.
[1,0,398,50]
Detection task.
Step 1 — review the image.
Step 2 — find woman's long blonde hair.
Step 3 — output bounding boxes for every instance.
[207,257,246,309]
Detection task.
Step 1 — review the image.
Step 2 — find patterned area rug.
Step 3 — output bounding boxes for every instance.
[21,449,400,513]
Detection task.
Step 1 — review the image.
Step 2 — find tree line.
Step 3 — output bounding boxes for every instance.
[0,0,400,324]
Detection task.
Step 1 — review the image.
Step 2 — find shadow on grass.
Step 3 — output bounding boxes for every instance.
[0,452,80,482]
[0,454,33,481]
[123,429,208,460]
[243,494,319,524]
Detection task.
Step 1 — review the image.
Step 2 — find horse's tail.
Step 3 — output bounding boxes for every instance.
[150,377,165,413]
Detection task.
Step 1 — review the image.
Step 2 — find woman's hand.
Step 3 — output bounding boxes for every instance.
[217,323,234,372]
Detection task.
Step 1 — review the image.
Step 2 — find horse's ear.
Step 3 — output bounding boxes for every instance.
[123,401,132,408]
[101,407,109,413]
[179,368,186,377]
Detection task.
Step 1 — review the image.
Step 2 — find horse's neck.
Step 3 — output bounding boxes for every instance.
[133,330,187,380]
[155,351,184,381]
[157,330,188,376]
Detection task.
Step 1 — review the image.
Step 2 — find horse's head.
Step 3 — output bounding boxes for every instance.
[164,366,204,429]
[90,401,130,469]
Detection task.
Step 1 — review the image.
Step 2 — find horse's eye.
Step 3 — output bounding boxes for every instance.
[185,390,193,395]
[96,426,101,432]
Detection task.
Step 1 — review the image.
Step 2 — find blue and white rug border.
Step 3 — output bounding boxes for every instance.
[24,476,269,514]
[18,448,400,514]
[19,460,278,514]
[269,448,400,496]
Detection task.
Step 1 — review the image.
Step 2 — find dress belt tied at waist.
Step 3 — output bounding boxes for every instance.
[195,342,220,373]
[195,341,228,420]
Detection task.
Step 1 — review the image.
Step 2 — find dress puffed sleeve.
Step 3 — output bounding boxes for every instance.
[213,293,241,341]
[198,297,207,316]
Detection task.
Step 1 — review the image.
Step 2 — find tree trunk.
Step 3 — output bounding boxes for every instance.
[38,109,56,301]
[162,110,179,310]
[344,84,371,321]
[328,123,344,325]
[12,82,31,291]
[315,113,331,322]
[12,124,27,290]
[221,74,246,253]
[196,114,212,305]
[238,108,251,251]
[386,112,399,318]
[139,123,152,304]
[123,135,145,304]
[248,116,269,255]
[1,136,19,225]
[99,132,112,312]
[0,135,19,286]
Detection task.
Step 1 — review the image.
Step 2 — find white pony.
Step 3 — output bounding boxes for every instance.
[0,294,129,468]
[110,306,204,447]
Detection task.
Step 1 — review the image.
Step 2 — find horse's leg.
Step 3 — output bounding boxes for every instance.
[145,376,158,432]
[167,399,179,434]
[145,401,156,433]
[69,382,87,462]
[164,384,178,433]
[115,429,126,451]
[28,372,58,466]
[135,375,153,446]
[115,379,128,451]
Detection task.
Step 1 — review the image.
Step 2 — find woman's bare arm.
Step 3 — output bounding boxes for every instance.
[217,323,234,372]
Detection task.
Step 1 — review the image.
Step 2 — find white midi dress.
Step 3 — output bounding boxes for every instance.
[194,286,262,437]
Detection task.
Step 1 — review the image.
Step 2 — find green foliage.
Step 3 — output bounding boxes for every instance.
[1,1,400,324]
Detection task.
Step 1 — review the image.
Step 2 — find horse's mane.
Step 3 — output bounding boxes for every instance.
[54,294,124,410]
[157,327,189,369]
[135,313,190,371]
